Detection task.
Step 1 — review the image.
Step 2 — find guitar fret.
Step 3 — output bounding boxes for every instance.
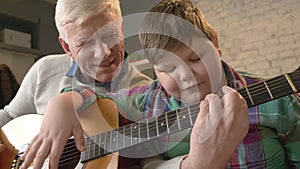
[245,87,254,106]
[285,74,298,93]
[110,131,112,152]
[98,133,103,156]
[123,126,125,148]
[95,135,100,156]
[165,113,169,134]
[264,81,273,99]
[188,106,193,126]
[125,125,131,147]
[176,110,181,130]
[156,116,159,137]
[138,122,141,143]
[147,119,150,140]
[130,123,133,145]
[104,132,107,152]
[113,129,118,152]
[89,138,93,160]
[132,123,139,145]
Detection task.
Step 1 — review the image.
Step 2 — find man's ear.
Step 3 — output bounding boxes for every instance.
[59,37,72,57]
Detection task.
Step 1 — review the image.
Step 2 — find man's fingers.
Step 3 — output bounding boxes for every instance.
[20,138,43,169]
[48,138,69,169]
[32,141,52,169]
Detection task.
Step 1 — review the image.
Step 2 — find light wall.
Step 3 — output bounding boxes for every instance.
[193,0,300,77]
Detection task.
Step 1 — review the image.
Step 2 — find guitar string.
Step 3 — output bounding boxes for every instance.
[239,74,300,100]
[241,71,299,94]
[82,105,200,155]
[58,71,300,163]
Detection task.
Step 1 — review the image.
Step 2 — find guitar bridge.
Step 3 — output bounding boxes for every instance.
[10,143,29,169]
[11,155,23,169]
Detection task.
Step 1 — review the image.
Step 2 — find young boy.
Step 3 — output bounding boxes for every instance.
[20,0,300,169]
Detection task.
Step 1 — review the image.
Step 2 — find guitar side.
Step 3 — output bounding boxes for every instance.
[77,98,119,169]
[0,114,43,169]
[0,129,19,169]
[0,98,120,169]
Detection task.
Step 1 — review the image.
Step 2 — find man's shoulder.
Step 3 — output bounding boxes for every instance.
[37,54,71,65]
[29,54,72,81]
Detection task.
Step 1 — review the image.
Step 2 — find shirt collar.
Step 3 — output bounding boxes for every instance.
[66,52,129,92]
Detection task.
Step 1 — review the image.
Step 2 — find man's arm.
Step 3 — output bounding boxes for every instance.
[20,91,86,169]
[0,60,38,127]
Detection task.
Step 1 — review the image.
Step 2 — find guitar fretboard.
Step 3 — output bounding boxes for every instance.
[81,68,300,163]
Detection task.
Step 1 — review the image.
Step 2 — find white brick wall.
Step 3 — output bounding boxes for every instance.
[192,0,300,77]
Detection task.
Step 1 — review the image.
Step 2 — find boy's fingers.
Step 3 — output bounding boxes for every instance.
[73,123,85,152]
[198,94,223,143]
[20,138,43,169]
[198,100,209,120]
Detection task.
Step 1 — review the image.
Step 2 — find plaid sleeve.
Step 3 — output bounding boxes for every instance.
[68,86,98,112]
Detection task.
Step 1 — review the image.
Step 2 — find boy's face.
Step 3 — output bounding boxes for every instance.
[153,37,220,104]
[60,12,125,83]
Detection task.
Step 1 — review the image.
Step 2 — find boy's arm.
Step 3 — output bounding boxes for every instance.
[20,91,86,169]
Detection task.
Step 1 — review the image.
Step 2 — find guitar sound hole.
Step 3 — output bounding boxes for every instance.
[58,138,81,169]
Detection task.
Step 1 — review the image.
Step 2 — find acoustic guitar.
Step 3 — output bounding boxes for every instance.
[1,67,299,169]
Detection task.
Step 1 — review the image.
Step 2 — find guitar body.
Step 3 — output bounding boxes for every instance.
[0,98,119,169]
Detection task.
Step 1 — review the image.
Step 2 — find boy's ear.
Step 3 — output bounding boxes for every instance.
[58,37,72,57]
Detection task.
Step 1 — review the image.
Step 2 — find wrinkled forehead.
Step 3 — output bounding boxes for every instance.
[64,13,123,41]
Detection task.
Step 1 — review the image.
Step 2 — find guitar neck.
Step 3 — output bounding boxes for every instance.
[239,71,299,107]
[81,67,300,163]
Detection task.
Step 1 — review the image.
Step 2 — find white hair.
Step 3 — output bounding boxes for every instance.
[55,0,121,39]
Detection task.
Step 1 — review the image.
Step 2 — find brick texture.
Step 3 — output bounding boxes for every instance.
[192,0,300,77]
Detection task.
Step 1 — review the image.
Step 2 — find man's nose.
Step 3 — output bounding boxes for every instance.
[95,42,111,60]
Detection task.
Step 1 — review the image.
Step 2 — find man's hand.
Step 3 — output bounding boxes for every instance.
[181,86,249,169]
[20,92,86,169]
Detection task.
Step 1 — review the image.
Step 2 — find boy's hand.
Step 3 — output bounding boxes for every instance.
[20,92,86,169]
[181,86,249,169]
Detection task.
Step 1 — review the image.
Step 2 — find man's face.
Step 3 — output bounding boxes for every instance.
[62,12,125,82]
[153,37,221,104]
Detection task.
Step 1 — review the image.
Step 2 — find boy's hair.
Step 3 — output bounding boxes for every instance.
[55,0,121,40]
[139,0,218,63]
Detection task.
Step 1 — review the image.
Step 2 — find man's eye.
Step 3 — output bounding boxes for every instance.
[82,40,95,47]
[103,34,118,40]
[160,67,175,73]
[190,57,200,61]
